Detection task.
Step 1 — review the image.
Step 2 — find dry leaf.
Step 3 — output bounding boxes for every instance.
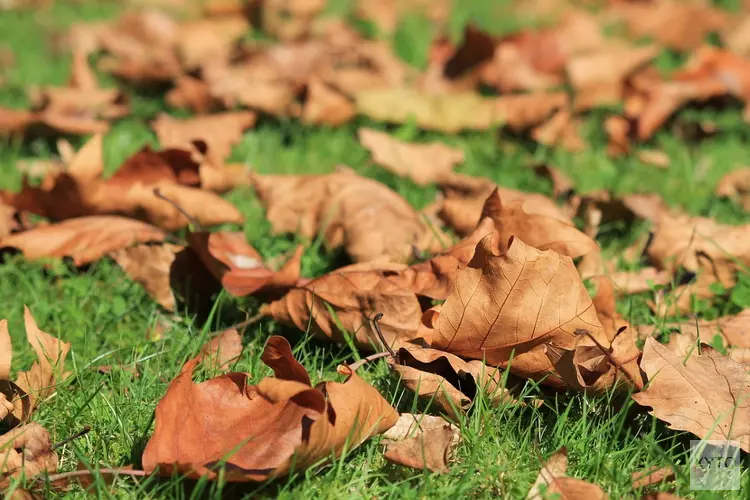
[358,128,464,186]
[111,243,182,310]
[631,465,675,489]
[253,170,444,263]
[633,337,750,452]
[432,235,611,384]
[527,447,608,500]
[1,216,166,266]
[636,150,670,169]
[389,343,510,420]
[152,111,257,165]
[716,167,750,211]
[382,413,459,474]
[301,77,356,126]
[609,268,671,296]
[188,231,303,298]
[0,423,58,483]
[262,269,422,350]
[166,75,216,114]
[197,328,242,371]
[636,310,750,351]
[481,187,598,259]
[142,336,398,481]
[356,88,566,134]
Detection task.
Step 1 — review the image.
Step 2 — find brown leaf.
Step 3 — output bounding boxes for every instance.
[142,336,398,481]
[531,107,584,152]
[152,111,257,165]
[13,308,71,417]
[111,243,182,310]
[631,465,675,489]
[197,328,243,372]
[636,149,670,169]
[166,75,216,114]
[389,344,510,420]
[356,88,566,133]
[188,231,303,298]
[301,77,356,126]
[0,423,58,483]
[481,187,598,259]
[438,174,572,237]
[358,128,464,186]
[382,413,459,474]
[633,337,750,452]
[253,169,444,263]
[636,310,750,353]
[716,167,750,211]
[567,43,657,110]
[262,269,422,350]
[2,216,166,266]
[608,1,728,51]
[609,268,671,296]
[527,447,608,500]
[432,235,611,384]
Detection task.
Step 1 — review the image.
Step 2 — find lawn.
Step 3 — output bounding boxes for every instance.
[0,1,749,498]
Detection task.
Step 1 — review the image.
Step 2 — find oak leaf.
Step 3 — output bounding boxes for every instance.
[142,336,398,481]
[252,169,444,263]
[382,413,460,474]
[432,235,611,384]
[1,216,166,266]
[358,128,464,186]
[632,337,750,452]
[262,269,422,350]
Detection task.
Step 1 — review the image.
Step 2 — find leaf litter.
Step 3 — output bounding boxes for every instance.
[1,0,750,496]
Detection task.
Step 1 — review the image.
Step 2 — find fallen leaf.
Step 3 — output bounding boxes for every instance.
[527,447,608,500]
[262,268,422,350]
[530,107,584,152]
[111,243,182,310]
[166,75,216,114]
[481,187,598,258]
[608,0,728,51]
[142,336,398,480]
[0,423,58,484]
[389,343,510,420]
[636,149,670,169]
[609,268,671,296]
[252,169,444,263]
[152,111,257,165]
[567,43,657,110]
[197,328,243,371]
[261,0,327,41]
[631,465,675,489]
[382,413,459,474]
[716,167,750,211]
[356,88,566,133]
[636,310,750,351]
[432,235,611,384]
[358,128,465,186]
[301,77,356,126]
[188,231,303,298]
[1,216,166,266]
[633,337,750,452]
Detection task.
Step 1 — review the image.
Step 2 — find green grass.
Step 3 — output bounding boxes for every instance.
[1,1,749,498]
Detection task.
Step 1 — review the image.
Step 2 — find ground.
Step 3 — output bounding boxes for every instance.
[0,1,749,499]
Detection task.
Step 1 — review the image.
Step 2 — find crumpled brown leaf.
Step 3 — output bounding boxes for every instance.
[252,169,445,263]
[389,342,510,420]
[633,337,749,452]
[431,235,612,385]
[1,216,166,266]
[716,167,750,211]
[527,447,608,500]
[358,128,464,186]
[142,335,398,481]
[382,413,460,474]
[481,187,598,259]
[197,328,243,372]
[261,268,422,350]
[188,231,303,298]
[0,423,58,484]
